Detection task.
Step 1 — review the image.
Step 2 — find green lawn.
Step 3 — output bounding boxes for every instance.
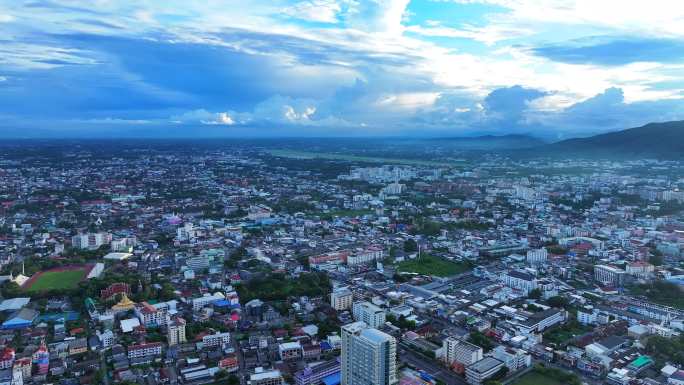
[26,269,87,292]
[543,321,592,346]
[396,254,470,277]
[513,372,563,385]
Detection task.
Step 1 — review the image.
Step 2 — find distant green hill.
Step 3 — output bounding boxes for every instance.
[538,120,684,159]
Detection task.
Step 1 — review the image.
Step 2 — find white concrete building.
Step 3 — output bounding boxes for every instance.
[167,317,187,346]
[202,332,231,348]
[594,265,626,287]
[526,248,547,266]
[331,287,353,311]
[341,322,397,385]
[443,337,483,366]
[465,357,504,385]
[352,301,386,328]
[499,270,538,295]
[492,346,531,372]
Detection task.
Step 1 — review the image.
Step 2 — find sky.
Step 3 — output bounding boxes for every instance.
[1,0,684,138]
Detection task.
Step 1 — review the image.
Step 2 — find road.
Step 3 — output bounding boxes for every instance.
[399,346,467,385]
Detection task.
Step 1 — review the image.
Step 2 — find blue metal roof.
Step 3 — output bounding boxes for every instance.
[322,372,341,385]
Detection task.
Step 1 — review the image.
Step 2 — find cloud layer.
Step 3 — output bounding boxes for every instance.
[1,0,684,137]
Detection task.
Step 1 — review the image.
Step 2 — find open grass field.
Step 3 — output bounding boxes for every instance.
[512,372,564,385]
[267,149,465,167]
[543,320,592,346]
[24,267,88,292]
[396,254,471,277]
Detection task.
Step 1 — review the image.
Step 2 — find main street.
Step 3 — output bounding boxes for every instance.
[399,346,467,385]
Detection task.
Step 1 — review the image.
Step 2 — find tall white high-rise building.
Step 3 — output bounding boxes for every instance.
[167,317,187,346]
[352,301,386,328]
[443,337,483,366]
[526,247,547,266]
[341,322,397,385]
[331,287,353,311]
[594,264,626,287]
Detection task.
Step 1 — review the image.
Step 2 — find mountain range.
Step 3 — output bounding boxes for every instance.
[538,120,684,159]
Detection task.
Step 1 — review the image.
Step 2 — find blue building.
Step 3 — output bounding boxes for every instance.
[2,308,38,329]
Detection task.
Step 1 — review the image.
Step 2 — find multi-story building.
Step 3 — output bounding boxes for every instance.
[594,265,626,287]
[347,246,384,266]
[515,308,566,334]
[492,346,531,372]
[625,261,654,278]
[302,343,321,360]
[127,342,163,359]
[134,302,169,327]
[499,270,538,295]
[249,368,283,385]
[71,232,111,250]
[465,357,504,385]
[577,307,596,325]
[248,205,273,221]
[278,342,302,361]
[352,301,386,328]
[341,321,397,385]
[96,329,115,348]
[526,248,548,266]
[295,358,340,385]
[167,317,187,346]
[331,287,353,311]
[202,332,231,348]
[192,292,225,311]
[443,337,483,367]
[68,338,88,356]
[0,348,14,369]
[186,255,211,270]
[111,236,137,252]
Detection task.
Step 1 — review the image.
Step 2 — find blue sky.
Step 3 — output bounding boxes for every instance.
[1,0,684,138]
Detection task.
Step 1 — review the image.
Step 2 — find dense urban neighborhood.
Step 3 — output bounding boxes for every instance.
[0,140,683,385]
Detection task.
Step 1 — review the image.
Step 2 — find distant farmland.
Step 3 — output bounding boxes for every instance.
[267,149,465,167]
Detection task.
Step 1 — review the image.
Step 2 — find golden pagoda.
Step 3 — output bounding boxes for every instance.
[110,293,136,312]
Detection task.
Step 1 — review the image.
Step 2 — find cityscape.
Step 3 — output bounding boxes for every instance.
[0,138,682,385]
[2,1,684,385]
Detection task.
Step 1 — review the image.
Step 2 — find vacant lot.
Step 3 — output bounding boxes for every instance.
[24,268,87,292]
[396,255,470,277]
[513,372,563,385]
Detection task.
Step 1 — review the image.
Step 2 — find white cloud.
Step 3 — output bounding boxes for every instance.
[3,0,684,135]
[172,109,245,126]
[457,0,684,38]
[283,0,343,23]
[405,22,531,45]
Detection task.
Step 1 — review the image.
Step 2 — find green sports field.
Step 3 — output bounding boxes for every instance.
[396,254,471,277]
[25,269,87,292]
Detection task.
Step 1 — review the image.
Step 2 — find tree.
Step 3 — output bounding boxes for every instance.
[467,331,495,352]
[404,239,418,253]
[547,296,569,309]
[227,375,240,385]
[648,253,663,266]
[528,288,542,299]
[1,282,22,298]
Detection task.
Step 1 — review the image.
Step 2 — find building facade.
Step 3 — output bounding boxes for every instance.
[341,322,397,385]
[352,301,386,329]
